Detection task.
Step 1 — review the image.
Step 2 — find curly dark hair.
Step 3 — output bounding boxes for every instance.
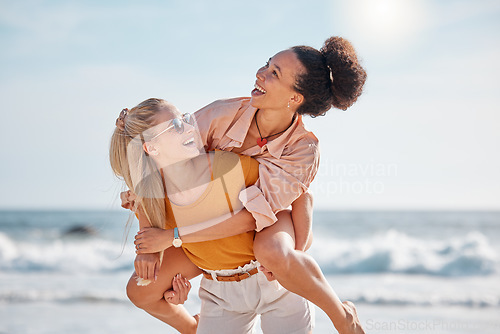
[291,36,367,116]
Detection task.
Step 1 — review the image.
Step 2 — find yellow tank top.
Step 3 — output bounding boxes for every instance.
[163,151,259,270]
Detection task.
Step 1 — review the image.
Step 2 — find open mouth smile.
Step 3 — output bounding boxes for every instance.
[251,83,267,96]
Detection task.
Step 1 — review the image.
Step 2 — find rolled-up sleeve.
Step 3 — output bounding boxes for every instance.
[239,135,320,231]
[193,98,248,150]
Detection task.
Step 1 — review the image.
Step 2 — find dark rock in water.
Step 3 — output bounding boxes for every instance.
[63,225,97,236]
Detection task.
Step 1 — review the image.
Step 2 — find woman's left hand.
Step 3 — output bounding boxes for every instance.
[259,265,277,281]
[120,190,137,211]
[164,273,192,305]
[135,227,172,254]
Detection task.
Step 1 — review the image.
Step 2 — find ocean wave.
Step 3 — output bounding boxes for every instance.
[1,229,498,276]
[0,290,128,304]
[2,286,499,308]
[310,230,499,276]
[0,232,134,273]
[350,291,500,308]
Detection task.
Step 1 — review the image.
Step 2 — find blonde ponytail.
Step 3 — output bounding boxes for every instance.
[109,98,172,229]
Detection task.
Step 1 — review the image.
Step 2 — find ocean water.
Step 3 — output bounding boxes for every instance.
[0,210,499,333]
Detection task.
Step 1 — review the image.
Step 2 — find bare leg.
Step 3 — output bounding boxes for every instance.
[126,246,202,334]
[253,210,365,334]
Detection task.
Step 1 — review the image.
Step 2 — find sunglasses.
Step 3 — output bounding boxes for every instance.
[151,113,194,140]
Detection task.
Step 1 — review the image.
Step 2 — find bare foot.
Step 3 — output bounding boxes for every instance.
[340,301,365,334]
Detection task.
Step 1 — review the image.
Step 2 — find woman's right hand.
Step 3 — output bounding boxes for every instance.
[135,227,172,254]
[134,253,161,282]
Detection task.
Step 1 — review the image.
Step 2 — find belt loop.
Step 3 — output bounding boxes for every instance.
[210,272,218,281]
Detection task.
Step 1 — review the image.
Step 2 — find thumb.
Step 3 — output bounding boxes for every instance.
[165,290,176,298]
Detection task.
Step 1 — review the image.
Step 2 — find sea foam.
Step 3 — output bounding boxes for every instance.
[0,227,498,277]
[310,229,498,276]
[0,232,134,273]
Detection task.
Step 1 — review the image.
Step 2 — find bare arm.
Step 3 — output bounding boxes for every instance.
[291,191,314,251]
[136,205,153,230]
[120,190,152,231]
[133,191,313,253]
[178,209,256,241]
[135,209,256,254]
[121,190,257,252]
[133,205,161,282]
[179,208,256,242]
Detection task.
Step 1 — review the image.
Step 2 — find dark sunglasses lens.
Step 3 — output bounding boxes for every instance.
[173,118,184,133]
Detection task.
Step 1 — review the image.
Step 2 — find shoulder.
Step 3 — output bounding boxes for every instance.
[286,118,320,158]
[213,151,259,186]
[194,97,251,118]
[214,150,240,165]
[213,150,258,172]
[212,151,242,178]
[297,131,319,152]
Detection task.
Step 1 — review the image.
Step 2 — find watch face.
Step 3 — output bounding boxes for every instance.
[173,238,182,248]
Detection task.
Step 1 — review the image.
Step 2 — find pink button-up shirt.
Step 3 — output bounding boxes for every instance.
[194,97,320,231]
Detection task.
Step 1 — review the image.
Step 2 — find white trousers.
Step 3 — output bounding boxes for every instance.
[197,262,315,334]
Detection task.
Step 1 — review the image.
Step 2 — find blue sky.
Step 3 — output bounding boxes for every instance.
[1,0,499,210]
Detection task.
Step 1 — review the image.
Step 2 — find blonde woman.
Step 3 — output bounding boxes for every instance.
[111,98,318,333]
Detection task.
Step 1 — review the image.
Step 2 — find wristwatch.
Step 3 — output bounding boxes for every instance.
[172,227,182,248]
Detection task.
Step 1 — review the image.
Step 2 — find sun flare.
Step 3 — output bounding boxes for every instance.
[345,0,428,44]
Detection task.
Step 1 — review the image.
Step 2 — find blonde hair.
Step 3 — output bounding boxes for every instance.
[109,98,172,229]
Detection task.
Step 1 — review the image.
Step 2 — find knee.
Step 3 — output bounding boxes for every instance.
[254,236,280,269]
[126,277,153,309]
[254,221,294,272]
[126,278,142,307]
[255,244,288,272]
[254,239,294,273]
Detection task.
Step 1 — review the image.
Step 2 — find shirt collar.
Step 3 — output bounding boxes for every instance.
[225,100,256,144]
[265,114,302,159]
[225,100,305,159]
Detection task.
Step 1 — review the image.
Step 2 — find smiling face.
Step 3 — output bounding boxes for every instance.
[144,104,202,166]
[250,49,305,111]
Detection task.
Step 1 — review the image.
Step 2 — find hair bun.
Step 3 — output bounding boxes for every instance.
[320,37,367,110]
[115,108,129,131]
